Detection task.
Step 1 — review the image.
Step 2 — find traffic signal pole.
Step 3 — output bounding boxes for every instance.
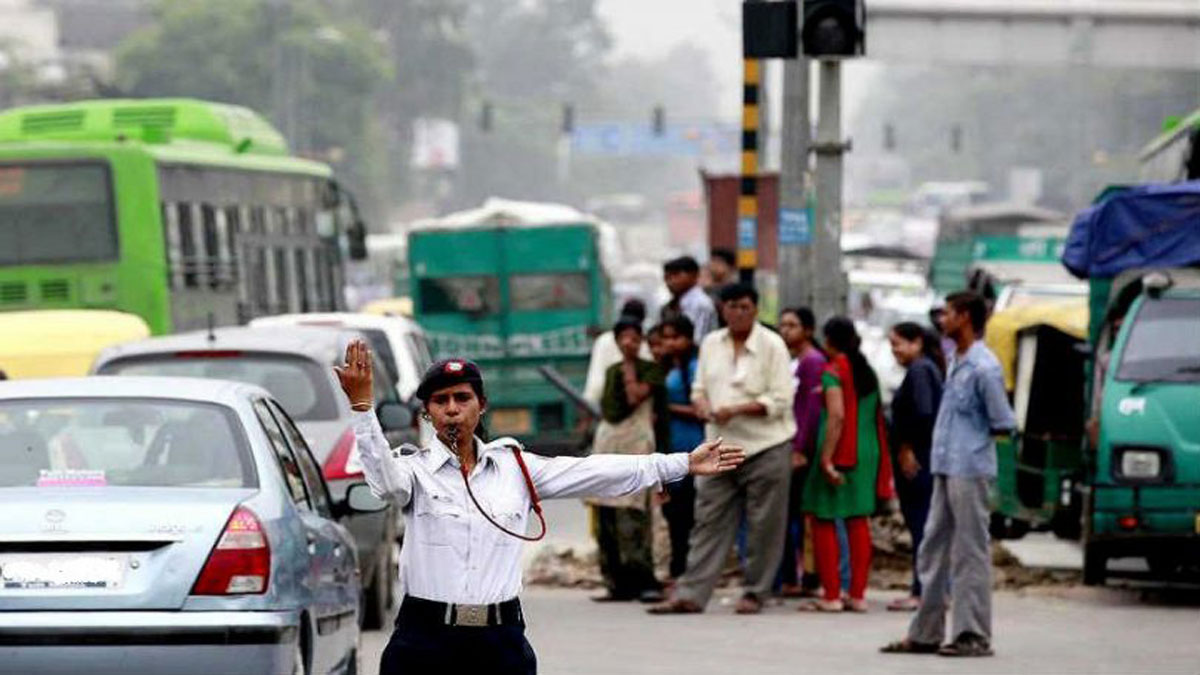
[811,60,848,321]
[778,54,811,312]
[738,57,761,285]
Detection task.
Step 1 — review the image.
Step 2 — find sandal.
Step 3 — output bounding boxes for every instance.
[735,593,763,615]
[880,639,940,654]
[797,598,844,613]
[646,598,703,615]
[938,633,994,658]
[844,598,869,613]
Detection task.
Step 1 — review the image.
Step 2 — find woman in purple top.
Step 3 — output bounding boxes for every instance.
[776,307,828,596]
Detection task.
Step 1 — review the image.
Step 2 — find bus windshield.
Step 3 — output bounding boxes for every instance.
[0,162,117,265]
[1117,298,1200,383]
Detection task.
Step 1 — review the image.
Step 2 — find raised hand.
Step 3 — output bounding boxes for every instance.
[688,437,746,476]
[334,339,374,411]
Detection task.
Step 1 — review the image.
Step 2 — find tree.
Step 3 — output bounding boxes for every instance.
[114,0,392,221]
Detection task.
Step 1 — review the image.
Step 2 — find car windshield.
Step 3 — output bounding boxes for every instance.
[0,399,254,489]
[99,354,339,421]
[1116,298,1200,383]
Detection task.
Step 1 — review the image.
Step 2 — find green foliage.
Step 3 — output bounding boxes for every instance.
[114,0,391,218]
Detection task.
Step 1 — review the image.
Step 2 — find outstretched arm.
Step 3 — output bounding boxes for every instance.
[336,340,415,505]
[525,438,745,500]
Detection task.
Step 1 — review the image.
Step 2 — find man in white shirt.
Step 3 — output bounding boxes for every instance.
[336,341,745,674]
[649,283,796,616]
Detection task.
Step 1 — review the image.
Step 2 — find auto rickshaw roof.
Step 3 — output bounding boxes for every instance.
[985,299,1089,391]
[0,309,151,379]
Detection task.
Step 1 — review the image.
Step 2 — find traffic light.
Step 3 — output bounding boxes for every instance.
[802,0,864,58]
[743,1,799,59]
[652,106,665,137]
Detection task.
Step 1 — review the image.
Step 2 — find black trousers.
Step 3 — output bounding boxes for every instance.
[661,475,696,579]
[380,600,537,674]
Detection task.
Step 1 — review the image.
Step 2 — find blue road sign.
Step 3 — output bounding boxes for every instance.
[779,207,812,245]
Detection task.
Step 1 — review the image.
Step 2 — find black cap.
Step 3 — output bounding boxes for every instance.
[415,358,486,403]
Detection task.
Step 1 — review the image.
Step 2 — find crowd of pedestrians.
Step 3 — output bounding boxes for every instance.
[581,255,1015,657]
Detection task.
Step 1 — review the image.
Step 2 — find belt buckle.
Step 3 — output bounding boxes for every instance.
[454,604,489,627]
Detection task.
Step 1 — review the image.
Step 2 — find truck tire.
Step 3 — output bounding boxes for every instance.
[989,513,1030,540]
[1083,542,1106,586]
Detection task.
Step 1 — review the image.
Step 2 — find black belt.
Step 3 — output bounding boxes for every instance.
[399,595,524,628]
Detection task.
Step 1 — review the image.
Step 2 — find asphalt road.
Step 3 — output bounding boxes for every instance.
[361,499,1200,674]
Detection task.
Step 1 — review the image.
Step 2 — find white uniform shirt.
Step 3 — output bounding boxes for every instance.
[353,411,689,605]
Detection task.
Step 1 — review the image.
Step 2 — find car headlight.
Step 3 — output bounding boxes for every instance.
[1119,449,1162,479]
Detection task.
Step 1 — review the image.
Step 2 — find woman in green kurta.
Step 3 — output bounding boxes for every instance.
[801,317,894,613]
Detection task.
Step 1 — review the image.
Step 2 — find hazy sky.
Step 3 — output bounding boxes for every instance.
[597,0,878,145]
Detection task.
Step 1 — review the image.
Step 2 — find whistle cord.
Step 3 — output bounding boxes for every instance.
[457,447,547,543]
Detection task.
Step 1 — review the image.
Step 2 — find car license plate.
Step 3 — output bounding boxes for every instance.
[490,408,532,435]
[0,554,127,591]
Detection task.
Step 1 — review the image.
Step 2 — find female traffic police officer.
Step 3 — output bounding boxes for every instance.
[336,340,745,674]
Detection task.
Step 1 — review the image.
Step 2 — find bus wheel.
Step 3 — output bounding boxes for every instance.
[1083,543,1107,586]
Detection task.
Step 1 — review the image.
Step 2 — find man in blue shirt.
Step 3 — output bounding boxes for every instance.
[883,291,1015,658]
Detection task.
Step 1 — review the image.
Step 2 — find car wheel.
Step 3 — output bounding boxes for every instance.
[291,639,309,675]
[362,544,393,630]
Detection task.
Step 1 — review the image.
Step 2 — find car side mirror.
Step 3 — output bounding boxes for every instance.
[343,482,388,515]
[377,401,413,432]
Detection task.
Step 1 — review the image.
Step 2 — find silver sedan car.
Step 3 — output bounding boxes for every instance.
[0,377,383,674]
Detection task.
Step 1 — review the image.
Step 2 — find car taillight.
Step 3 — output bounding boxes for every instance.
[191,507,270,595]
[323,428,363,481]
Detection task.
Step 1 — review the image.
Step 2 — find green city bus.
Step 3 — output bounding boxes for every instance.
[0,98,365,335]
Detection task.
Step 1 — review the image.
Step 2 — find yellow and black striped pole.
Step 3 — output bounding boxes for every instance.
[738,57,760,285]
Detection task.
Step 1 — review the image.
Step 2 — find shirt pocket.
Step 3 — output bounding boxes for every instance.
[487,497,528,547]
[414,491,465,547]
[950,370,977,413]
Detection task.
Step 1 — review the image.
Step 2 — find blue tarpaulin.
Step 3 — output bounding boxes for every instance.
[1062,181,1200,279]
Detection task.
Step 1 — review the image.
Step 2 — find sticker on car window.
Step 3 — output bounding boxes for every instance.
[36,469,107,488]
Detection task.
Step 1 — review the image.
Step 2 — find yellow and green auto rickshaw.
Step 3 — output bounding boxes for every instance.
[986,299,1090,540]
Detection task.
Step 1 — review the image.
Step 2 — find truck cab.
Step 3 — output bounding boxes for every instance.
[1084,269,1200,584]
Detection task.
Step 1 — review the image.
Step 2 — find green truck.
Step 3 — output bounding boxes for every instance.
[407,202,615,455]
[1063,181,1200,585]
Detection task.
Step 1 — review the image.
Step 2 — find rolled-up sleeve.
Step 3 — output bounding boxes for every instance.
[352,411,415,506]
[978,365,1016,434]
[526,453,690,500]
[757,339,795,419]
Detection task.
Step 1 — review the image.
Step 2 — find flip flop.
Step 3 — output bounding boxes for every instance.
[797,599,844,613]
[646,599,703,615]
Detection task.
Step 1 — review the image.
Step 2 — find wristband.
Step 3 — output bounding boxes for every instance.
[351,400,373,411]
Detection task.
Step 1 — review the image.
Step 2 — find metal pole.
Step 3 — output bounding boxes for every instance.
[778,55,811,311]
[812,60,847,321]
[738,56,762,286]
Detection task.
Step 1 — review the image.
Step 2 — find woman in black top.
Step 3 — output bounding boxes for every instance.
[886,322,945,611]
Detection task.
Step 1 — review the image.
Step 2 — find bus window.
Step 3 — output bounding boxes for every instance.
[510,273,590,311]
[162,202,183,290]
[273,247,291,313]
[201,205,220,289]
[0,162,117,266]
[252,246,270,314]
[177,203,198,288]
[418,277,500,315]
[294,248,310,312]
